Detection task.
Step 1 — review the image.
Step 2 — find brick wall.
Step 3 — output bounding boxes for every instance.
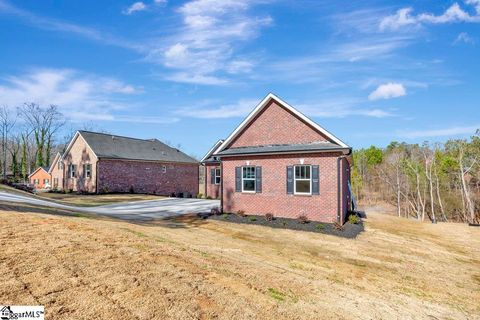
[97,159,198,196]
[29,169,51,189]
[205,162,221,199]
[228,100,330,148]
[63,134,98,192]
[222,152,344,223]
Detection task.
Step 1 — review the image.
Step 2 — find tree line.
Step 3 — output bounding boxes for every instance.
[0,103,66,182]
[352,132,480,224]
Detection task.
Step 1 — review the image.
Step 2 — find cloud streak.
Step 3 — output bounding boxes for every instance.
[368,83,406,100]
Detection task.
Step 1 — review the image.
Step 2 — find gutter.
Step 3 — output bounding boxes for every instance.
[217,147,351,158]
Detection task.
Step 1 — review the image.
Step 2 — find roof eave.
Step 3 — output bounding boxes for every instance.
[217,147,351,158]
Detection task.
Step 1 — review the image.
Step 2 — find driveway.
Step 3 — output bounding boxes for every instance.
[0,191,220,222]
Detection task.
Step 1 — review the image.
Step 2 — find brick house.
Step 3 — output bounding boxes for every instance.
[203,93,353,223]
[29,167,51,189]
[201,139,224,199]
[57,131,199,195]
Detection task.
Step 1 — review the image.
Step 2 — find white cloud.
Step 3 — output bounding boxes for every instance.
[399,125,480,138]
[380,2,480,31]
[0,68,146,122]
[123,2,147,15]
[146,0,272,85]
[154,0,167,4]
[175,97,394,119]
[368,83,406,100]
[454,32,475,44]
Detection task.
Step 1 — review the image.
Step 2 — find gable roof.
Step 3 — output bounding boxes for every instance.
[64,131,198,164]
[200,139,224,163]
[28,166,49,178]
[214,93,350,156]
[48,152,62,173]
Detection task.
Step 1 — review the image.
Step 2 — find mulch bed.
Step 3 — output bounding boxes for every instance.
[199,212,364,239]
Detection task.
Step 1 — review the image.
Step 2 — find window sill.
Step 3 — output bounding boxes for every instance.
[241,191,256,194]
[293,193,312,196]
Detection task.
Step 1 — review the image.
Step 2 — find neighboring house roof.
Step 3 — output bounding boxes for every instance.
[216,142,349,156]
[214,93,350,156]
[28,166,50,178]
[64,131,198,164]
[200,139,224,163]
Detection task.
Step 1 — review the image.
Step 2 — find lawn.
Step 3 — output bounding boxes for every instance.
[0,205,479,319]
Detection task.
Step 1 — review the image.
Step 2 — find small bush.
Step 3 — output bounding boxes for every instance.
[197,193,204,199]
[170,192,176,197]
[315,223,325,230]
[333,221,344,231]
[265,213,274,221]
[297,214,309,224]
[129,185,135,194]
[101,186,109,194]
[282,222,287,227]
[249,216,257,222]
[206,196,212,200]
[236,210,246,217]
[348,214,358,224]
[222,213,229,220]
[210,207,221,215]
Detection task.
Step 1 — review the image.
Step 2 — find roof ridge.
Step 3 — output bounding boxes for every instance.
[78,130,155,142]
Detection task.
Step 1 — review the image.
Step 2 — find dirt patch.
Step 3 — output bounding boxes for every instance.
[0,206,479,319]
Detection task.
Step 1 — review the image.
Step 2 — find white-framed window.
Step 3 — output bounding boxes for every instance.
[53,178,58,188]
[83,164,92,178]
[69,164,77,178]
[214,168,221,185]
[162,165,167,173]
[33,179,39,185]
[43,179,49,184]
[294,165,312,195]
[242,166,256,192]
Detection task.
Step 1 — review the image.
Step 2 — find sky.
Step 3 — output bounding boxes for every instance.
[0,0,479,158]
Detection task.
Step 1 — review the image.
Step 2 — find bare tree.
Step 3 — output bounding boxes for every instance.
[18,103,65,168]
[0,106,16,180]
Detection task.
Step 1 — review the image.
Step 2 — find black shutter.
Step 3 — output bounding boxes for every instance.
[312,165,319,195]
[235,167,242,192]
[255,166,262,193]
[286,166,293,194]
[210,168,215,184]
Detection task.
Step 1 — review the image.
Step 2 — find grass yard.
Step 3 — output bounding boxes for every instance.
[0,205,479,319]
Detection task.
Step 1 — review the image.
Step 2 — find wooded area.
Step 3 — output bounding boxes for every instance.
[0,103,66,182]
[352,133,480,223]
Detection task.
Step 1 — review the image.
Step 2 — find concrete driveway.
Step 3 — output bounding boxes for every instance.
[0,191,220,222]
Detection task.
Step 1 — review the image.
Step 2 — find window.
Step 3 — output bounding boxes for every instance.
[33,179,39,185]
[53,178,58,188]
[162,165,167,173]
[69,164,77,178]
[83,164,92,178]
[214,168,221,185]
[242,166,256,192]
[43,179,49,184]
[294,165,311,195]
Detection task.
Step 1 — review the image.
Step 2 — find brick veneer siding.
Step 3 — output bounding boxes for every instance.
[97,159,198,196]
[205,162,221,199]
[63,134,98,192]
[29,169,51,189]
[222,152,347,223]
[228,100,330,149]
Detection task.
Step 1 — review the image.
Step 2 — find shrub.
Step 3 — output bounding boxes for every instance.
[348,214,358,224]
[129,185,135,194]
[236,210,246,217]
[197,193,204,199]
[297,214,309,224]
[333,221,344,231]
[101,186,109,194]
[265,213,274,221]
[249,216,257,222]
[315,223,325,230]
[222,213,229,220]
[206,196,212,200]
[170,192,176,197]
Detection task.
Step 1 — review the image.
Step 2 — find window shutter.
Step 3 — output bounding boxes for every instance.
[286,166,293,194]
[312,165,320,195]
[235,167,242,192]
[255,166,262,193]
[210,168,215,184]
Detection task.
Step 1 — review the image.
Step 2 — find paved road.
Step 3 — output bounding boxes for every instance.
[0,191,220,222]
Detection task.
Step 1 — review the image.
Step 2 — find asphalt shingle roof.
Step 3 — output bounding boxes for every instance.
[216,142,349,156]
[79,131,198,164]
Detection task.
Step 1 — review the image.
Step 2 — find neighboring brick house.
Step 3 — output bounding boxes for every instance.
[29,167,51,189]
[209,93,353,223]
[58,131,199,195]
[201,139,224,199]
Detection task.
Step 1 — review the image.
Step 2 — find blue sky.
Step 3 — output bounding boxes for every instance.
[0,0,479,158]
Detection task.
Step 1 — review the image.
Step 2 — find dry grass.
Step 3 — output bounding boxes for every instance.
[0,206,479,319]
[37,192,164,206]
